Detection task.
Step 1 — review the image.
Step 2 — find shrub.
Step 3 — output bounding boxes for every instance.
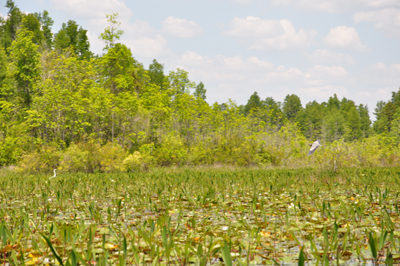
[99,142,125,172]
[123,144,155,172]
[59,144,90,173]
[154,134,187,166]
[0,137,23,166]
[17,146,61,173]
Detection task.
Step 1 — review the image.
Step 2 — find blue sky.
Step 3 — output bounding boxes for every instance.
[1,0,400,118]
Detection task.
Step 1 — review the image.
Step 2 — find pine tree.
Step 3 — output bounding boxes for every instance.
[244,91,262,115]
[283,94,302,121]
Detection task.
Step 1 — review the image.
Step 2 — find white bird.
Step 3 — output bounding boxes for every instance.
[308,140,321,155]
[49,169,56,179]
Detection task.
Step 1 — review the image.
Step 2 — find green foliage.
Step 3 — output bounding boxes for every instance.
[34,10,54,49]
[8,25,41,108]
[99,13,124,51]
[358,104,371,137]
[323,108,345,142]
[17,145,61,173]
[154,134,188,166]
[148,59,168,91]
[283,94,303,121]
[0,0,23,51]
[244,91,262,115]
[60,141,125,173]
[169,68,196,96]
[59,143,90,173]
[0,47,8,86]
[194,81,206,100]
[98,142,125,172]
[0,136,22,166]
[20,13,44,46]
[123,146,154,172]
[54,20,91,59]
[297,100,324,139]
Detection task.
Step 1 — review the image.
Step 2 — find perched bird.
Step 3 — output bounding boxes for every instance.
[308,140,321,155]
[49,169,56,179]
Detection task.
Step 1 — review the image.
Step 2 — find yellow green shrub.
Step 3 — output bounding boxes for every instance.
[154,134,188,166]
[17,146,61,174]
[59,144,90,173]
[99,142,125,172]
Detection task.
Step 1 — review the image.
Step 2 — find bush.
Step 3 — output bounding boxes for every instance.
[154,134,187,166]
[123,144,154,172]
[17,146,61,173]
[60,141,125,173]
[99,142,125,172]
[0,137,23,166]
[59,144,90,173]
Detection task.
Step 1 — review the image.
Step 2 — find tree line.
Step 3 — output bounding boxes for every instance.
[0,0,399,172]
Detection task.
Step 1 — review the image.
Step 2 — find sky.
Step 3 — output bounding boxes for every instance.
[1,0,400,119]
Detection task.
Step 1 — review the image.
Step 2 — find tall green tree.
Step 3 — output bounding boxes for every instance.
[358,104,371,137]
[8,25,41,109]
[99,13,124,51]
[327,94,341,110]
[323,108,346,141]
[20,13,44,46]
[168,68,196,97]
[148,59,167,90]
[35,10,54,49]
[54,20,91,59]
[390,88,400,108]
[244,91,262,115]
[0,0,23,51]
[344,104,362,141]
[298,100,324,139]
[283,94,302,122]
[263,97,282,124]
[374,101,396,133]
[194,81,206,101]
[0,47,7,87]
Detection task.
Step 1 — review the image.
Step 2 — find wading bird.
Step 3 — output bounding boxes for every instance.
[49,169,56,179]
[308,140,321,155]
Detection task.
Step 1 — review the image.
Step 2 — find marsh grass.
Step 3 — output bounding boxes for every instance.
[1,167,400,265]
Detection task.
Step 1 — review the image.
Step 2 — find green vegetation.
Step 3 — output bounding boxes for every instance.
[0,1,399,173]
[2,1,400,265]
[1,168,400,264]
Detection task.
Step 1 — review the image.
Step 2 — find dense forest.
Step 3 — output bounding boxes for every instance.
[1,1,400,173]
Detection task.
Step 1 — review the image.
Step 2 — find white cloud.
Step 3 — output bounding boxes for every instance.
[354,8,400,38]
[305,65,349,86]
[306,49,356,65]
[299,86,348,100]
[168,51,306,102]
[123,19,158,37]
[323,26,368,52]
[169,52,358,105]
[126,35,170,58]
[162,17,204,38]
[225,17,317,51]
[0,12,9,20]
[270,0,400,13]
[86,18,170,58]
[50,0,132,19]
[158,49,400,121]
[369,62,400,74]
[120,20,171,59]
[231,0,253,4]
